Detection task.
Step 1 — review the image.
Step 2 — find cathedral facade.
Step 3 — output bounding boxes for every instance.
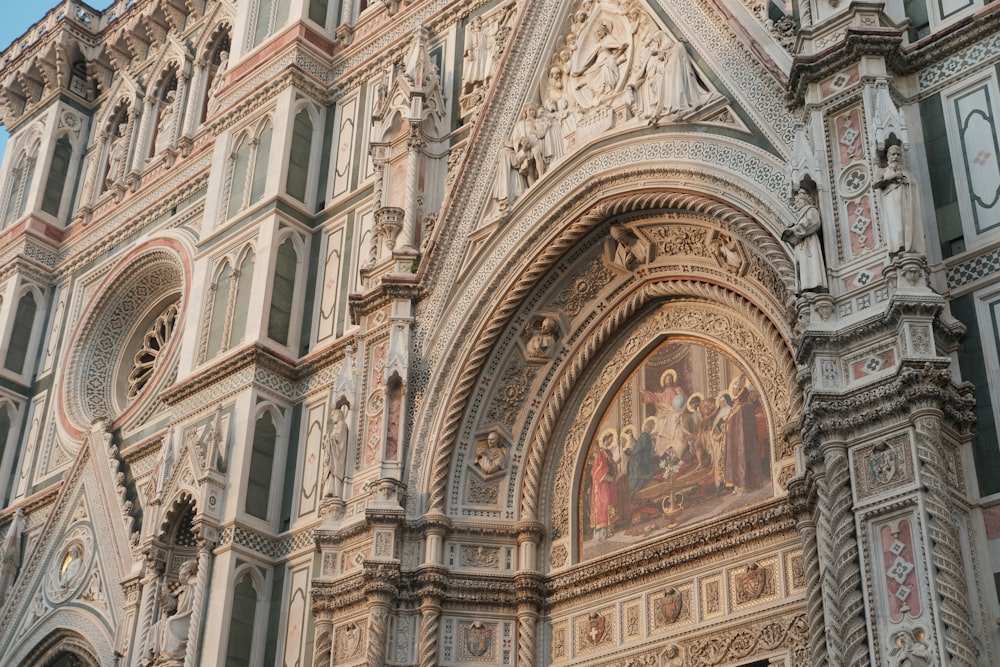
[0,0,999,665]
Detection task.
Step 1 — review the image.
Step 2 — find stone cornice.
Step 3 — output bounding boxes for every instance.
[795,293,948,364]
[160,342,297,405]
[788,29,904,104]
[546,499,795,605]
[801,361,976,447]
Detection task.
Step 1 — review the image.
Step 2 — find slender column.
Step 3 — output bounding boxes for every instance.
[400,125,422,252]
[131,559,163,667]
[787,474,826,667]
[184,64,205,138]
[184,538,215,667]
[819,440,868,667]
[171,72,189,147]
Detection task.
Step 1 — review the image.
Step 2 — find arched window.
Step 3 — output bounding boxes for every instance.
[286,110,313,203]
[225,120,272,220]
[206,261,232,359]
[230,250,255,345]
[41,136,73,218]
[250,0,290,48]
[2,149,36,226]
[4,291,38,375]
[308,0,329,27]
[267,238,297,346]
[226,135,251,220]
[203,248,256,362]
[249,120,272,205]
[224,572,259,666]
[246,411,277,519]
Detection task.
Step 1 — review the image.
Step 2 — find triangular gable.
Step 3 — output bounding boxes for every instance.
[0,426,140,663]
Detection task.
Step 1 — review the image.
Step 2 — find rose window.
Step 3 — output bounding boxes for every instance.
[127,301,179,400]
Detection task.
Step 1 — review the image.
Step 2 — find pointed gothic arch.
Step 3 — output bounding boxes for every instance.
[17,629,100,667]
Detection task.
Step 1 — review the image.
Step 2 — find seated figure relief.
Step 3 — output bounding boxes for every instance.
[495,2,725,211]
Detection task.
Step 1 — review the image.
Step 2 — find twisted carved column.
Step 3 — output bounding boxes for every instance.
[787,474,826,667]
[415,565,446,667]
[363,563,399,667]
[912,412,977,666]
[184,538,215,667]
[819,441,868,667]
[515,572,543,667]
[131,559,163,667]
[312,608,333,667]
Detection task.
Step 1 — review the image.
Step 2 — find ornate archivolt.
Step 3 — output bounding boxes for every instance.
[427,187,800,534]
[416,150,796,512]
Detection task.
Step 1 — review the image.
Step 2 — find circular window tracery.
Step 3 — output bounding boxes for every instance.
[127,301,179,400]
[60,245,188,433]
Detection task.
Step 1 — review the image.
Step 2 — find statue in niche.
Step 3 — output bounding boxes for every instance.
[629,31,715,124]
[153,559,197,663]
[207,51,229,116]
[571,21,629,106]
[708,232,743,273]
[322,404,349,498]
[0,508,24,605]
[105,121,129,188]
[154,90,178,156]
[875,142,924,256]
[474,431,507,475]
[462,16,492,94]
[525,317,559,359]
[604,223,649,270]
[782,187,829,293]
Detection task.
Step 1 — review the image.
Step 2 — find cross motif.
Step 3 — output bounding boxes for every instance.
[588,626,600,642]
[973,150,993,166]
[845,169,866,190]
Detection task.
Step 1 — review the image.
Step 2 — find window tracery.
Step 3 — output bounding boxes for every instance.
[127,301,180,401]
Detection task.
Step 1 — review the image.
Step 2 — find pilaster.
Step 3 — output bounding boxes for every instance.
[790,3,991,665]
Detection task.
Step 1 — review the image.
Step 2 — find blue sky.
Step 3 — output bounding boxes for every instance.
[0,1,115,161]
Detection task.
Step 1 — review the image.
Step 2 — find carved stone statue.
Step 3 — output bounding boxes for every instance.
[783,188,829,293]
[462,16,491,94]
[0,508,24,605]
[322,405,349,498]
[154,91,178,156]
[512,104,549,178]
[526,317,559,359]
[604,223,648,270]
[571,21,628,106]
[875,143,924,255]
[630,31,714,124]
[708,233,743,273]
[154,559,197,664]
[474,431,507,475]
[207,51,229,116]
[105,122,129,188]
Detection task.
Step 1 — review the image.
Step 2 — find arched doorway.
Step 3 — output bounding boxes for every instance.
[19,630,100,667]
